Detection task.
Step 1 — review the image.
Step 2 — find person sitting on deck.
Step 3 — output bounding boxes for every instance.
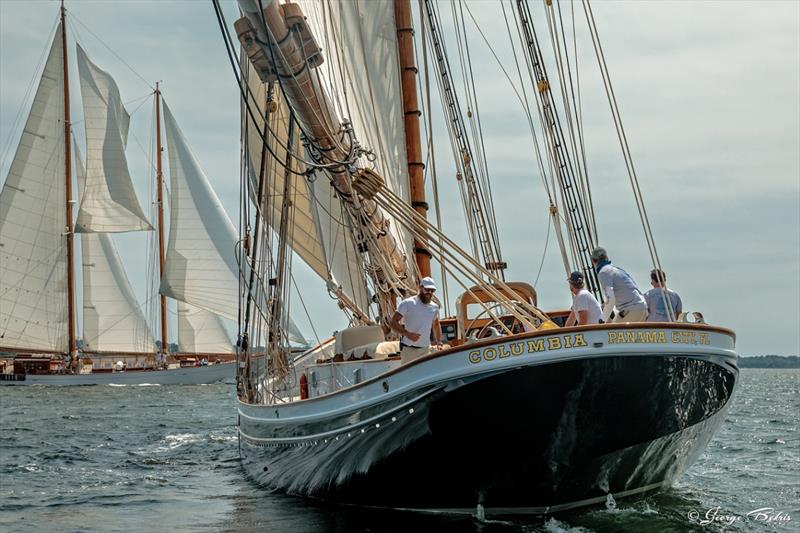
[591,247,648,323]
[644,269,683,322]
[389,277,442,365]
[565,271,602,326]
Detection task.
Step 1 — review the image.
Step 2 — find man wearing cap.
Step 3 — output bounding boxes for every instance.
[389,277,442,364]
[565,271,602,326]
[591,247,648,323]
[644,269,682,322]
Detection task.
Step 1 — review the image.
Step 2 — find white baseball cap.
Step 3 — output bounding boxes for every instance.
[419,276,437,291]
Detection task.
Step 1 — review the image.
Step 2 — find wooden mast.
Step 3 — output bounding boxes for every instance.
[394,0,431,279]
[61,2,77,360]
[154,84,168,356]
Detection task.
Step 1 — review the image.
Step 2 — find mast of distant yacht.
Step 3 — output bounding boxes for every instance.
[155,83,169,356]
[61,2,77,360]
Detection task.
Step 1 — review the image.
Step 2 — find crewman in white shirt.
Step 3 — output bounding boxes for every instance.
[565,271,602,326]
[389,277,442,364]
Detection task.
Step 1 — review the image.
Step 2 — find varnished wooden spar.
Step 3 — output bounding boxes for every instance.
[394,0,431,278]
[154,84,168,356]
[61,2,77,360]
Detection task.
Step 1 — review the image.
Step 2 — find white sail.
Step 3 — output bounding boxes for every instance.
[159,102,241,320]
[244,65,371,313]
[241,0,416,314]
[0,24,68,352]
[75,144,154,353]
[297,0,414,258]
[162,101,308,347]
[74,44,152,233]
[176,301,233,354]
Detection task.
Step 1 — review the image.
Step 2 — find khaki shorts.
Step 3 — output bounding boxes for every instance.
[613,307,647,323]
[400,344,430,365]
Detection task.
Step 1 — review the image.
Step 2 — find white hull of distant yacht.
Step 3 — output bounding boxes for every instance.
[0,362,235,386]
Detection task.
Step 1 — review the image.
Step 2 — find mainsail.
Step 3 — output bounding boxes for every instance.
[242,0,415,316]
[75,144,154,353]
[0,24,68,352]
[244,78,371,313]
[74,44,152,233]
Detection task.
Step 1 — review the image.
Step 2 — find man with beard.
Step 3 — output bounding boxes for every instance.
[389,277,442,364]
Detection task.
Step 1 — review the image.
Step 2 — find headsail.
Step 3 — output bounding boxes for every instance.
[159,102,242,320]
[74,44,152,233]
[75,144,154,353]
[176,302,233,354]
[0,24,68,352]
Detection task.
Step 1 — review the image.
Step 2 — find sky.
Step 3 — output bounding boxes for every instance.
[1,0,798,356]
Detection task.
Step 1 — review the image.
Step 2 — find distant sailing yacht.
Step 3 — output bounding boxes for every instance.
[0,4,303,385]
[227,0,738,516]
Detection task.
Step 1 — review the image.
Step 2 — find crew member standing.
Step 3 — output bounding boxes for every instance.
[389,277,442,364]
[590,247,648,323]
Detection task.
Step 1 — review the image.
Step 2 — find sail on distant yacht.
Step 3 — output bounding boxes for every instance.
[0,4,305,385]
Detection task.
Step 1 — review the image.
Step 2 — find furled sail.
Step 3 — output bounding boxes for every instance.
[75,144,154,353]
[74,44,152,233]
[176,301,233,354]
[159,102,242,320]
[0,24,68,352]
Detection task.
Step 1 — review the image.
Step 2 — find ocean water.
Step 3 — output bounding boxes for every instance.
[0,369,797,532]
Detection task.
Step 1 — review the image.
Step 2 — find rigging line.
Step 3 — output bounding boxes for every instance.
[509,1,559,198]
[67,9,154,91]
[533,211,552,288]
[467,0,552,204]
[0,13,60,174]
[457,0,502,253]
[546,0,595,243]
[515,0,598,294]
[418,0,449,315]
[372,190,544,330]
[581,0,672,319]
[560,0,596,239]
[424,0,502,274]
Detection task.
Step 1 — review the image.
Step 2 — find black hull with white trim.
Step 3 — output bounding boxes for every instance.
[238,324,737,515]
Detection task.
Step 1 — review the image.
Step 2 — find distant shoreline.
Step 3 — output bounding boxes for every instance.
[739,355,799,369]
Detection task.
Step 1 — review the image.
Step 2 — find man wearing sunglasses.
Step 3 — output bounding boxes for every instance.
[389,277,442,364]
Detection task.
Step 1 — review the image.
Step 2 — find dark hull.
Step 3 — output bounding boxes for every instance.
[240,353,737,514]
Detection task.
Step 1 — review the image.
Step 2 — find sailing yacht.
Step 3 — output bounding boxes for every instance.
[228,0,738,516]
[0,5,295,385]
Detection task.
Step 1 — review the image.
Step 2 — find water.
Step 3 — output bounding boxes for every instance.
[1,369,797,532]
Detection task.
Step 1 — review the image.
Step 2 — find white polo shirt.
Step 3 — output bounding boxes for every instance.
[397,295,439,348]
[572,289,602,325]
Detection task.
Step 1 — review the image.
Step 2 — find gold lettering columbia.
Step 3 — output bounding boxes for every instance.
[468,334,588,364]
